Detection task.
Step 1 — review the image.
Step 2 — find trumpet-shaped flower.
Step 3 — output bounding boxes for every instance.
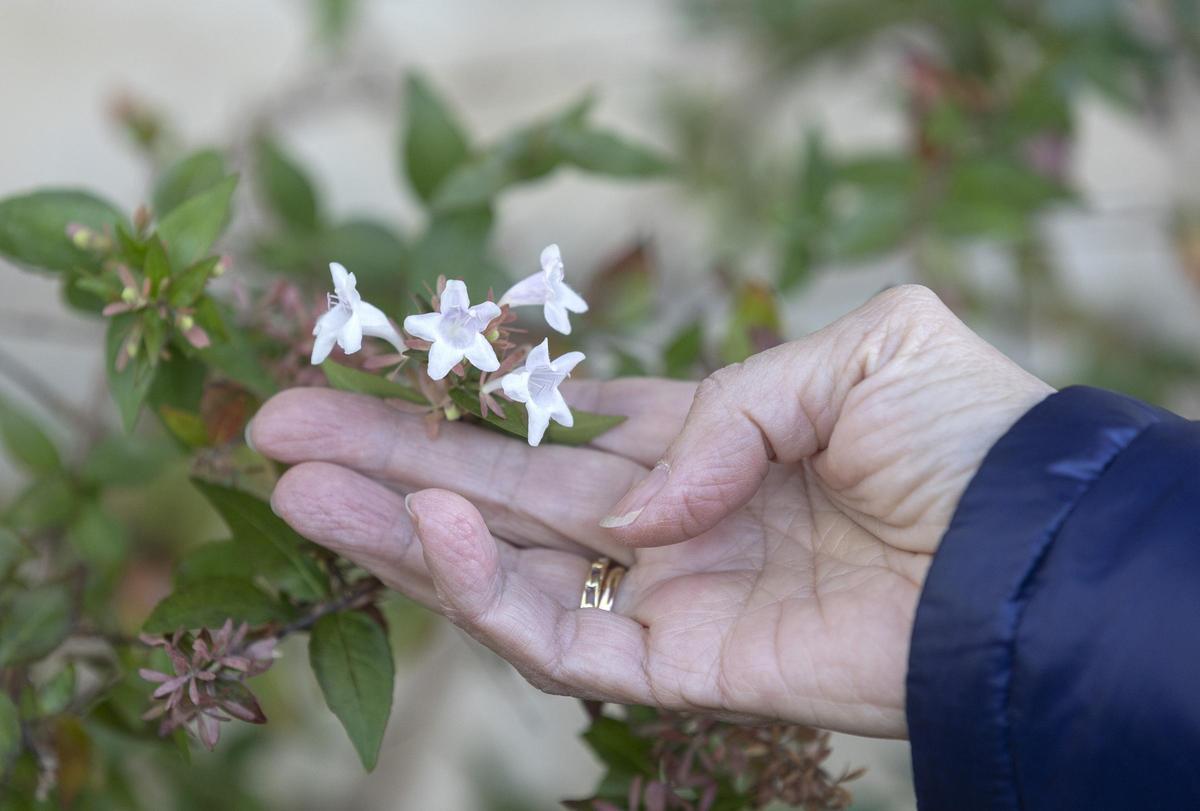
[403,279,501,380]
[311,263,405,365]
[499,244,589,334]
[501,339,585,446]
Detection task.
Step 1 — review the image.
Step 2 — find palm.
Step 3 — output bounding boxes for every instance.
[623,462,926,733]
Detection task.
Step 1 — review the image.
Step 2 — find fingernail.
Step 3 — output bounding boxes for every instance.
[600,462,670,529]
[403,493,418,524]
[244,418,257,453]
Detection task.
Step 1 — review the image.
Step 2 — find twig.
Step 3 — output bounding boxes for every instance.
[270,576,385,642]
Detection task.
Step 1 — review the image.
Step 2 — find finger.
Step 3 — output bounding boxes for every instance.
[407,488,655,705]
[250,388,642,560]
[600,285,945,547]
[269,462,592,610]
[560,378,696,467]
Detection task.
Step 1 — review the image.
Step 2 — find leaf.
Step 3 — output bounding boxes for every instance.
[173,540,244,586]
[254,137,321,232]
[663,319,704,379]
[315,0,359,47]
[66,501,129,571]
[582,715,654,777]
[158,406,211,448]
[157,174,238,270]
[318,219,408,303]
[192,480,328,600]
[0,395,61,474]
[448,388,625,446]
[106,313,158,433]
[309,611,395,771]
[0,693,19,771]
[407,207,506,291]
[0,189,125,273]
[0,585,71,666]
[38,664,76,716]
[552,126,674,177]
[402,73,472,203]
[80,433,178,487]
[153,149,228,218]
[142,576,290,634]
[167,256,221,308]
[0,528,29,580]
[4,474,75,534]
[322,361,425,404]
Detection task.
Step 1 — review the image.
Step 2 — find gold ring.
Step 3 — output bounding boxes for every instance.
[581,557,626,611]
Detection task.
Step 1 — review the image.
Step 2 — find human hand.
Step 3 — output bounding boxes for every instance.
[250,285,1051,738]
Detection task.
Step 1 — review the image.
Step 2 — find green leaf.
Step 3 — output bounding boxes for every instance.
[143,576,291,634]
[314,0,359,47]
[0,395,61,474]
[402,73,472,203]
[407,207,505,291]
[38,664,76,716]
[157,175,238,270]
[254,137,321,232]
[105,313,158,433]
[158,405,211,448]
[322,361,425,404]
[0,585,71,666]
[309,611,394,771]
[0,528,29,580]
[0,189,125,273]
[80,433,177,487]
[166,256,221,308]
[153,149,228,218]
[4,474,75,534]
[0,693,19,771]
[552,127,674,177]
[174,540,244,586]
[448,388,625,446]
[66,502,129,571]
[581,715,654,777]
[192,480,328,600]
[143,236,171,290]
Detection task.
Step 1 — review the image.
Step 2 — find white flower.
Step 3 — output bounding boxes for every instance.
[499,244,589,335]
[501,339,585,446]
[403,279,501,380]
[311,262,405,365]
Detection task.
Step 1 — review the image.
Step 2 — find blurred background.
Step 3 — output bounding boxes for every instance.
[2,1,1199,809]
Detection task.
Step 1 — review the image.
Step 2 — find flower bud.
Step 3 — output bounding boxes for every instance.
[486,328,500,342]
[444,403,462,421]
[121,286,139,304]
[213,256,231,277]
[177,314,195,331]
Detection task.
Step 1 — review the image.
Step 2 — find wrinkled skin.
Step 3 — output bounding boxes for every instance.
[251,285,1052,738]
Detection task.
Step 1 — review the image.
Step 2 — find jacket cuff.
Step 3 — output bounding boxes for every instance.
[905,386,1174,810]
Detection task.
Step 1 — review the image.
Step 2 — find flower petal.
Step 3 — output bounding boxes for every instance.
[470,300,501,328]
[498,271,547,307]
[543,301,572,335]
[403,312,442,342]
[358,301,406,353]
[526,339,551,370]
[463,333,500,372]
[329,262,351,292]
[501,370,531,403]
[426,340,463,380]
[311,327,339,365]
[551,350,586,375]
[548,390,574,427]
[338,311,363,355]
[440,279,471,312]
[558,282,589,314]
[540,244,562,274]
[526,403,552,447]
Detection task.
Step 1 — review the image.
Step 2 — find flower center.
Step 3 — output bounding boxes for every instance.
[437,309,482,349]
[528,368,565,404]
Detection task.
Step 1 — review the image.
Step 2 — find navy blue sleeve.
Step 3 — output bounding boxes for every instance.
[907,386,1200,811]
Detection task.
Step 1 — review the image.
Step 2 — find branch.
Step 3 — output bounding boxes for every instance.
[270,576,386,643]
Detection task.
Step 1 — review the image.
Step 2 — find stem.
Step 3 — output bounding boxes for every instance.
[270,577,385,643]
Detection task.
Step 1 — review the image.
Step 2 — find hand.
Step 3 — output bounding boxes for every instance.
[250,285,1052,738]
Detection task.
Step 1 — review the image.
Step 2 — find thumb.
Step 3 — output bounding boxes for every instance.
[599,285,933,547]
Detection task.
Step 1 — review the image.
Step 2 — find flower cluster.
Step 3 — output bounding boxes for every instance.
[312,243,589,446]
[139,620,277,750]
